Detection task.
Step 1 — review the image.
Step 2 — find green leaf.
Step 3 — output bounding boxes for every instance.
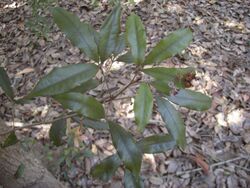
[69,79,99,93]
[26,63,98,98]
[51,7,99,61]
[113,34,126,56]
[14,163,25,179]
[143,67,195,88]
[116,51,133,64]
[134,83,153,131]
[90,154,121,182]
[156,97,186,149]
[99,5,121,62]
[168,89,212,111]
[145,28,193,65]
[109,122,142,177]
[1,131,18,148]
[150,80,171,95]
[126,13,146,65]
[54,92,105,120]
[124,169,144,188]
[0,67,14,100]
[49,118,67,146]
[82,118,109,130]
[138,134,176,153]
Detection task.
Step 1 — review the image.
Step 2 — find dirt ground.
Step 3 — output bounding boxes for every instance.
[0,0,250,187]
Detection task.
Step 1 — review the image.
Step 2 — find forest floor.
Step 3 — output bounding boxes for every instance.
[1,0,250,187]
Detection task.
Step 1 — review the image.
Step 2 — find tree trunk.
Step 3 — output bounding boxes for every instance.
[0,119,65,188]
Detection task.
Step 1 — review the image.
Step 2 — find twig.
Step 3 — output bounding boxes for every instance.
[102,71,139,102]
[0,112,77,136]
[173,156,248,176]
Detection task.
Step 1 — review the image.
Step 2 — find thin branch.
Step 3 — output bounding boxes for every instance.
[102,71,139,102]
[172,156,248,176]
[0,112,77,136]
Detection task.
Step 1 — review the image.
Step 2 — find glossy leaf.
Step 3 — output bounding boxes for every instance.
[109,122,142,177]
[0,67,14,100]
[156,97,186,149]
[51,7,99,61]
[54,92,105,120]
[143,67,195,88]
[168,89,212,111]
[1,131,18,148]
[26,64,98,98]
[145,29,193,65]
[134,83,153,131]
[126,13,146,64]
[49,118,67,146]
[116,51,133,64]
[69,79,99,93]
[14,163,25,179]
[124,170,144,188]
[90,154,121,182]
[99,5,121,62]
[138,134,176,153]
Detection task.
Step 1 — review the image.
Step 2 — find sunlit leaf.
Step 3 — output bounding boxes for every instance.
[0,67,14,100]
[1,131,18,148]
[124,169,144,188]
[134,83,153,131]
[90,154,121,182]
[26,64,98,98]
[51,7,99,61]
[109,122,142,177]
[54,92,105,120]
[126,13,146,64]
[145,29,193,65]
[156,97,186,149]
[138,134,176,153]
[168,89,212,111]
[49,118,67,146]
[99,5,121,62]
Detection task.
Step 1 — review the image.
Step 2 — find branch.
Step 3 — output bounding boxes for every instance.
[0,112,77,136]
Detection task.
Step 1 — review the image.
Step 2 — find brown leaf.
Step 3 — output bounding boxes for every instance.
[188,154,210,175]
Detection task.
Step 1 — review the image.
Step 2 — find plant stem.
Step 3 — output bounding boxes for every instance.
[0,112,77,136]
[102,71,139,102]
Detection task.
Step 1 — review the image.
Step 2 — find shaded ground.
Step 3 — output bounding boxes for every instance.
[0,0,250,187]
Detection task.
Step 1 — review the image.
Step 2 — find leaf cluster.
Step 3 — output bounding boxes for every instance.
[0,4,212,187]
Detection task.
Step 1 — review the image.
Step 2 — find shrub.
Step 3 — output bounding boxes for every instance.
[0,4,211,187]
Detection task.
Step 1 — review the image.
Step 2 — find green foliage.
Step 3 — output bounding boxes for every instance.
[26,63,98,98]
[134,83,153,131]
[1,131,18,148]
[126,13,146,65]
[49,118,67,146]
[0,67,14,100]
[109,122,142,177]
[14,163,25,179]
[156,97,186,149]
[0,4,212,187]
[90,154,121,182]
